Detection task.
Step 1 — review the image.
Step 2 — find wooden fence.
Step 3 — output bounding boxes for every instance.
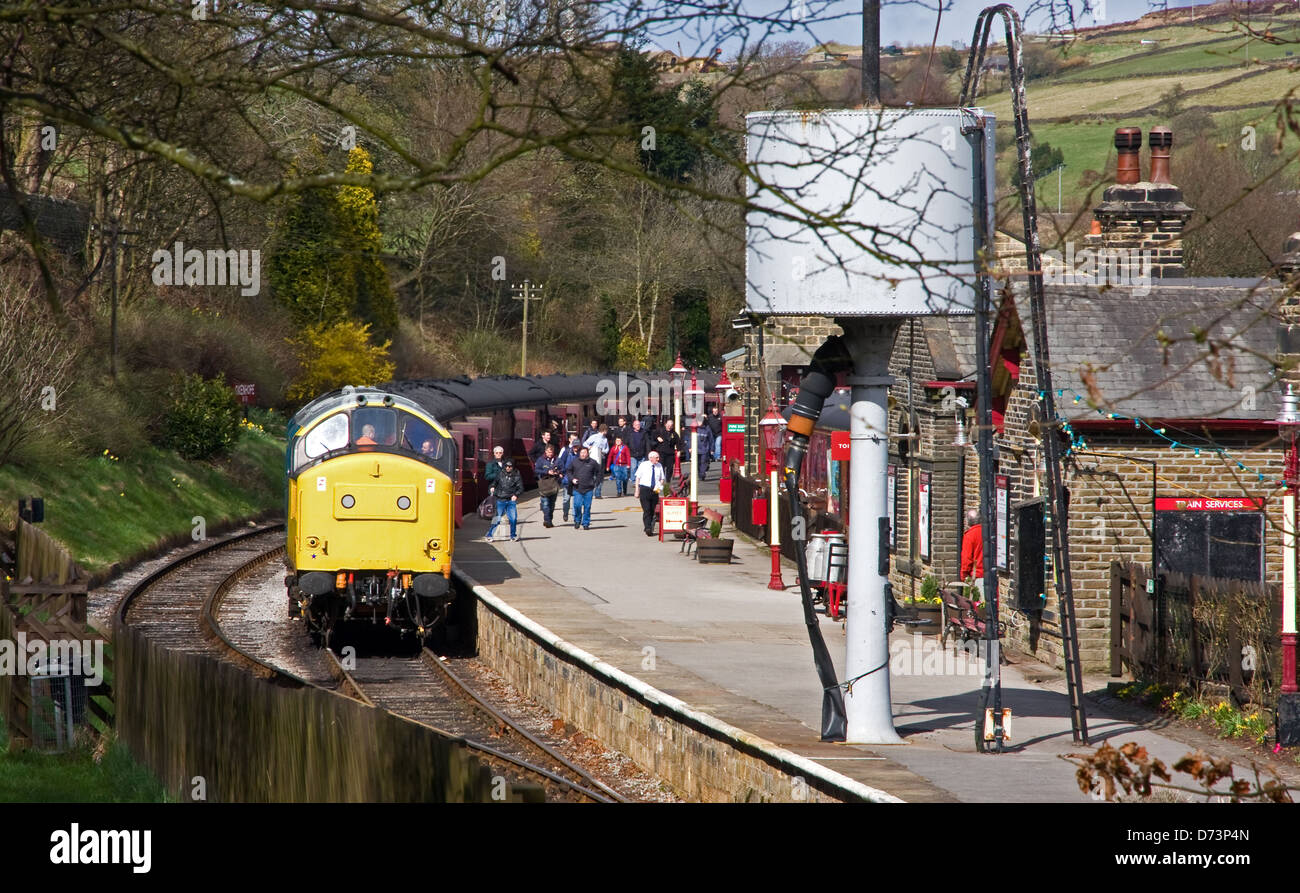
[1,522,110,748]
[1110,561,1283,703]
[14,519,85,587]
[729,466,804,561]
[113,618,537,802]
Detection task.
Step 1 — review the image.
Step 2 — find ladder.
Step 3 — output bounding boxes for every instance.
[962,3,1089,746]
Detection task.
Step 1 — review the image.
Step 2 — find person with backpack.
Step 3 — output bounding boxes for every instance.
[556,434,581,523]
[606,435,632,497]
[567,446,601,530]
[485,458,523,542]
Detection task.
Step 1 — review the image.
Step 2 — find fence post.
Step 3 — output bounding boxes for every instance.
[1110,561,1122,676]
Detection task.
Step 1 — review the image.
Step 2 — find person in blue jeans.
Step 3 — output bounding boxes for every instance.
[566,446,601,530]
[556,434,580,522]
[485,458,523,542]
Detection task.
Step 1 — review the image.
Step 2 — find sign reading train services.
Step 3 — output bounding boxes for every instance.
[1154,497,1263,511]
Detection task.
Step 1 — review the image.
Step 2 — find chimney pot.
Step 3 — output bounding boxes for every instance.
[1149,126,1173,185]
[1114,127,1142,185]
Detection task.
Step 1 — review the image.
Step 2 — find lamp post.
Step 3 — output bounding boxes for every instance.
[1278,383,1300,696]
[669,353,687,483]
[686,370,705,516]
[760,399,787,590]
[714,368,733,463]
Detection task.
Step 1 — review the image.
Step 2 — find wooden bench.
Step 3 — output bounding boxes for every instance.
[678,515,710,557]
[941,588,1006,660]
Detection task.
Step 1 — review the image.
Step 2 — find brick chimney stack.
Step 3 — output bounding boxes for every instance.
[1089,125,1193,279]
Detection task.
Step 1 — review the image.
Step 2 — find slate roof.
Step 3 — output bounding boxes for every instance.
[1008,280,1286,422]
[921,316,977,381]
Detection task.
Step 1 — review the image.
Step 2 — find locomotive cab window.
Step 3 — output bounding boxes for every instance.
[304,413,349,459]
[401,414,443,460]
[352,408,397,447]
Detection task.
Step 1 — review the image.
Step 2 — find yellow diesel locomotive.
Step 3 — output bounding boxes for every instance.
[285,386,457,644]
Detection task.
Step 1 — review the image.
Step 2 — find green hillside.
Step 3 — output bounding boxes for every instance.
[965,8,1300,216]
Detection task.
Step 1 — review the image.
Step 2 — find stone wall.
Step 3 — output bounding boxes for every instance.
[472,586,895,803]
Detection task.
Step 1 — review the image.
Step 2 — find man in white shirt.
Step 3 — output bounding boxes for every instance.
[635,450,665,537]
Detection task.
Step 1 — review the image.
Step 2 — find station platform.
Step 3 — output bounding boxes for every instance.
[454,473,1280,803]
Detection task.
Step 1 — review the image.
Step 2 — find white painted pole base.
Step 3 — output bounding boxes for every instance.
[841,319,905,745]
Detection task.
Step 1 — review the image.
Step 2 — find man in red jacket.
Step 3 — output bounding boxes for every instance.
[960,508,984,599]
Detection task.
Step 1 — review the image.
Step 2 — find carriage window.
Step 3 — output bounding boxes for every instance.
[353,408,397,446]
[401,414,443,460]
[304,413,349,458]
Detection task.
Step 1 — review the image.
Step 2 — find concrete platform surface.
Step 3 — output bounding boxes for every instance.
[456,473,1276,803]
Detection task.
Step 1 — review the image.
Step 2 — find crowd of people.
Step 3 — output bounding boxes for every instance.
[483,409,725,542]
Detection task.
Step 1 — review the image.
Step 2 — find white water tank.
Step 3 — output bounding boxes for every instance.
[745,108,995,317]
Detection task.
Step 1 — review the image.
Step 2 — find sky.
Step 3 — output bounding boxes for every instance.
[656,1,1223,57]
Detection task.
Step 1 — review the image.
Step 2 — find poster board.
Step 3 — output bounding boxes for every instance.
[659,498,689,542]
[995,475,1009,571]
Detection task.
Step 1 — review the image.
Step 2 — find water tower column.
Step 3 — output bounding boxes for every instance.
[841,317,905,745]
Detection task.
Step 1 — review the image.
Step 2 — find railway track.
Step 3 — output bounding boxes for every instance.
[115,523,626,802]
[327,648,630,803]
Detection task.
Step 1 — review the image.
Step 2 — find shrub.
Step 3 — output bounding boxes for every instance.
[162,373,242,460]
[920,575,940,600]
[287,321,396,405]
[616,333,649,371]
[709,519,723,539]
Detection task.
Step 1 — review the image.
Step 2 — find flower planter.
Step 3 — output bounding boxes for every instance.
[697,538,735,564]
[907,604,942,635]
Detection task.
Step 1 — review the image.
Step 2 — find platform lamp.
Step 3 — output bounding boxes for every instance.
[669,353,688,481]
[686,370,705,515]
[760,398,787,590]
[1278,383,1300,743]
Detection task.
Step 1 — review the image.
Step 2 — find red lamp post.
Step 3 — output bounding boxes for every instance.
[1279,383,1300,695]
[760,399,787,590]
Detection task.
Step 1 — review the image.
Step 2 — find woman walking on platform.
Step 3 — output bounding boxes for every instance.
[607,436,632,497]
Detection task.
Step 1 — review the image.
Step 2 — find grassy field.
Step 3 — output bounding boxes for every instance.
[0,721,168,802]
[0,410,286,576]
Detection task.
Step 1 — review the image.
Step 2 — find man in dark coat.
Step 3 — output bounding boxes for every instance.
[486,458,523,542]
[528,429,556,467]
[567,446,601,530]
[626,418,649,480]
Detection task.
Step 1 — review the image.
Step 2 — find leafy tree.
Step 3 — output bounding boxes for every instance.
[336,147,399,341]
[616,334,649,370]
[162,373,242,460]
[287,321,395,405]
[1011,142,1065,189]
[268,147,398,341]
[611,49,726,183]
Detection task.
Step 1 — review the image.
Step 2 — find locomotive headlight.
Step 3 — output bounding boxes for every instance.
[341,494,355,508]
[397,495,411,510]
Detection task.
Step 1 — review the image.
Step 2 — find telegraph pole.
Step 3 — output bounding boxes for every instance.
[510,279,542,376]
[862,0,881,105]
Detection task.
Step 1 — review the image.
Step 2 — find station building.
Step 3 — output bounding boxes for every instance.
[729,124,1300,674]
